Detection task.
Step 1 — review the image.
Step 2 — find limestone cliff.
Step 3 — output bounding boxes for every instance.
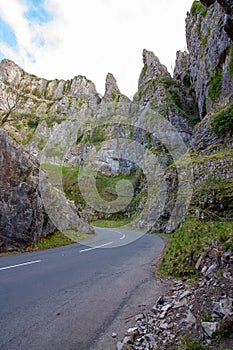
[0,128,54,251]
[0,0,232,239]
[134,49,193,146]
[174,0,233,118]
[0,128,93,251]
[200,0,233,40]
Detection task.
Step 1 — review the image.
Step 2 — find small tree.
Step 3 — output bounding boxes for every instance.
[0,78,29,125]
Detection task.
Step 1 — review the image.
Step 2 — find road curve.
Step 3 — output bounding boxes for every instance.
[0,228,164,350]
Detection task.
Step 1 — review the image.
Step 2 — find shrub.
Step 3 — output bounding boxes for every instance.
[211,103,233,136]
[228,46,233,76]
[190,1,207,17]
[208,69,223,101]
[182,74,191,87]
[168,88,182,108]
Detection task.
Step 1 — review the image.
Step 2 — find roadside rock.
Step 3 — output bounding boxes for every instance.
[0,128,55,251]
[0,128,94,252]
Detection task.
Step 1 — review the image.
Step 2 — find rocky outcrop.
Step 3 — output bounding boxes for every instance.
[134,49,193,146]
[0,128,93,252]
[101,73,130,103]
[0,128,55,251]
[200,0,233,40]
[138,49,170,87]
[0,59,100,120]
[174,1,233,119]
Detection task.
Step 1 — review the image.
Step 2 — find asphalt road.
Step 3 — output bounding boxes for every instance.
[0,228,164,350]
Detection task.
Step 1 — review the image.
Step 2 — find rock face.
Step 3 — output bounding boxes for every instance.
[0,128,55,251]
[0,58,100,119]
[0,0,232,235]
[174,1,233,119]
[138,49,170,87]
[0,128,93,252]
[200,0,233,40]
[101,73,130,103]
[135,49,193,146]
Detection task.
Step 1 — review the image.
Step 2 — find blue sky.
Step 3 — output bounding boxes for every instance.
[0,0,194,97]
[24,0,53,23]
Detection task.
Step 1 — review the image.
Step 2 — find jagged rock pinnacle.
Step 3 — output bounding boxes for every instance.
[102,72,130,103]
[105,73,121,96]
[138,49,170,87]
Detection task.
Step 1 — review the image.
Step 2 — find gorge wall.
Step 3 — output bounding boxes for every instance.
[0,0,232,249]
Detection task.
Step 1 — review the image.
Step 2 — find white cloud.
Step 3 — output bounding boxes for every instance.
[0,0,194,97]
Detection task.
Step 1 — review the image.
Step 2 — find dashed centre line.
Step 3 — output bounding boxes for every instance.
[0,260,41,272]
[79,242,113,253]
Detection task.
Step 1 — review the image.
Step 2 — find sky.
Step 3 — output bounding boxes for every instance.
[0,0,194,98]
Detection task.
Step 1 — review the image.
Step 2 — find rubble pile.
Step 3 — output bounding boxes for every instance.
[117,242,233,349]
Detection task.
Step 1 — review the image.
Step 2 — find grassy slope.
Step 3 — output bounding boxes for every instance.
[25,230,91,252]
[159,216,233,279]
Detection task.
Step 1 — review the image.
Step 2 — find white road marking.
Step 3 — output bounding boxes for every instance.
[0,260,41,271]
[79,241,113,253]
[120,234,126,240]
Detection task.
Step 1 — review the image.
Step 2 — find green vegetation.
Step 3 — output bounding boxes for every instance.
[159,216,233,279]
[95,172,138,202]
[46,116,64,127]
[41,164,141,219]
[228,46,233,76]
[157,76,180,88]
[185,113,200,125]
[141,63,148,79]
[32,87,41,98]
[56,105,62,114]
[213,317,233,340]
[182,74,191,88]
[202,27,211,49]
[179,335,207,350]
[190,1,208,17]
[111,93,120,102]
[168,88,182,108]
[67,98,72,110]
[62,80,72,94]
[203,312,211,322]
[91,126,109,144]
[211,102,233,136]
[25,230,89,251]
[91,218,131,228]
[192,177,233,219]
[208,69,223,101]
[197,20,202,40]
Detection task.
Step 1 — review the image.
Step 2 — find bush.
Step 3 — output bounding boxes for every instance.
[182,74,191,88]
[190,1,207,17]
[168,88,182,108]
[211,103,233,136]
[208,69,223,101]
[228,46,233,76]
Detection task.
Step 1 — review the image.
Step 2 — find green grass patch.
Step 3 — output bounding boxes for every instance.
[197,20,202,40]
[168,87,182,108]
[179,335,207,349]
[208,69,223,101]
[158,216,233,279]
[41,164,141,219]
[25,230,89,251]
[228,46,233,76]
[211,102,233,136]
[190,0,208,17]
[202,27,211,49]
[91,218,131,228]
